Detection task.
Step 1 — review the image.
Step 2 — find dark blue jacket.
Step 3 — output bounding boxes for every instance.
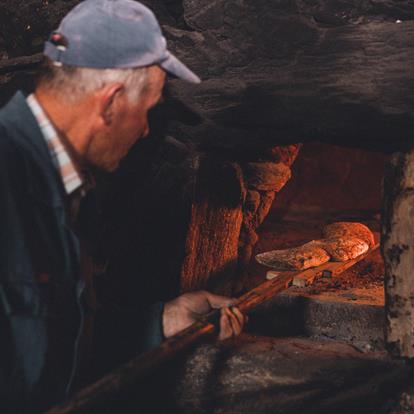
[0,92,163,413]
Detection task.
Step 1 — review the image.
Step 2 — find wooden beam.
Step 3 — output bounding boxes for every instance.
[0,53,43,74]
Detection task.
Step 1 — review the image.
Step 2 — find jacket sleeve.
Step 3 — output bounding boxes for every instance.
[137,300,165,351]
[0,133,33,279]
[0,133,49,414]
[91,300,164,378]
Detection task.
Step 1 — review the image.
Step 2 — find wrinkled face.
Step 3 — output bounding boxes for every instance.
[88,66,166,171]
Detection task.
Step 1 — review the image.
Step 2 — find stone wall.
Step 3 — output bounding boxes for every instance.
[272,142,389,218]
[1,0,414,321]
[180,145,301,294]
[382,149,414,359]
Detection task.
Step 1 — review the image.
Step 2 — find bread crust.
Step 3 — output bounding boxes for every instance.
[322,222,375,248]
[318,237,369,261]
[256,241,330,270]
[256,222,374,270]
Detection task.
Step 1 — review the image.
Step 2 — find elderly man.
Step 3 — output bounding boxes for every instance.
[0,1,245,413]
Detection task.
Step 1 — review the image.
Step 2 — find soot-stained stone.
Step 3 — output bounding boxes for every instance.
[1,1,413,152]
[243,162,292,192]
[382,149,414,359]
[159,0,414,152]
[179,156,245,294]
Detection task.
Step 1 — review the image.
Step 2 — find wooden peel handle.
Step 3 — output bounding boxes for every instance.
[45,241,380,414]
[44,271,296,414]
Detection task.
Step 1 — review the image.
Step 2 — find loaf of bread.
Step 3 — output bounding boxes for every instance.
[322,222,375,248]
[317,237,369,261]
[255,241,330,270]
[256,222,374,270]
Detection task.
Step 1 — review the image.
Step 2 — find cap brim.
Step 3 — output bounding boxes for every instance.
[160,52,201,84]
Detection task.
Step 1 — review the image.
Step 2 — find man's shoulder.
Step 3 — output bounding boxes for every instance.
[0,129,31,200]
[0,114,30,173]
[0,121,19,164]
[0,92,68,204]
[0,91,47,164]
[0,91,31,148]
[0,96,43,187]
[0,90,27,121]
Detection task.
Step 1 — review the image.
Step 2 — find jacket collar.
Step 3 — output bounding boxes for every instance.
[0,91,53,165]
[0,91,67,204]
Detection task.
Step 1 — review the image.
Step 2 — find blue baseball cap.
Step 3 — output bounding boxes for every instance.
[44,0,200,83]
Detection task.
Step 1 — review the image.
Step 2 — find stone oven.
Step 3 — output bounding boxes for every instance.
[87,0,414,361]
[1,0,414,412]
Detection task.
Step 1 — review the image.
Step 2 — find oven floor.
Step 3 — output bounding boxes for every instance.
[169,334,412,414]
[242,214,385,350]
[111,335,413,414]
[246,213,383,295]
[90,215,395,414]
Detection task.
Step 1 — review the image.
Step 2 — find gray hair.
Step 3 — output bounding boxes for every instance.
[38,58,149,103]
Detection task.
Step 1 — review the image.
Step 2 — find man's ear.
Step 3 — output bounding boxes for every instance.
[99,83,124,125]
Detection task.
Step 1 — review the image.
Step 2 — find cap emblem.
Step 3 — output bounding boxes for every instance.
[50,32,69,51]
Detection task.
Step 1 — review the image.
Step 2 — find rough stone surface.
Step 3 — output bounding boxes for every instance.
[162,0,414,152]
[264,143,304,165]
[391,379,414,414]
[0,0,409,296]
[272,142,389,216]
[180,156,245,294]
[232,144,301,291]
[170,335,411,414]
[83,335,414,414]
[243,161,292,192]
[179,144,299,293]
[236,190,275,292]
[250,289,386,350]
[1,1,413,152]
[382,149,414,358]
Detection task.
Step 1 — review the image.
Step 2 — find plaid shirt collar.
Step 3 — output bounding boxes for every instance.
[26,93,84,195]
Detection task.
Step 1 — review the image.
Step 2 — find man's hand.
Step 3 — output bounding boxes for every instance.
[163,290,246,340]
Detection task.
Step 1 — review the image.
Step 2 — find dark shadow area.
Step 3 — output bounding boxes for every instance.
[82,335,411,414]
[92,130,194,309]
[84,344,202,414]
[247,295,310,338]
[0,71,35,107]
[178,357,412,414]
